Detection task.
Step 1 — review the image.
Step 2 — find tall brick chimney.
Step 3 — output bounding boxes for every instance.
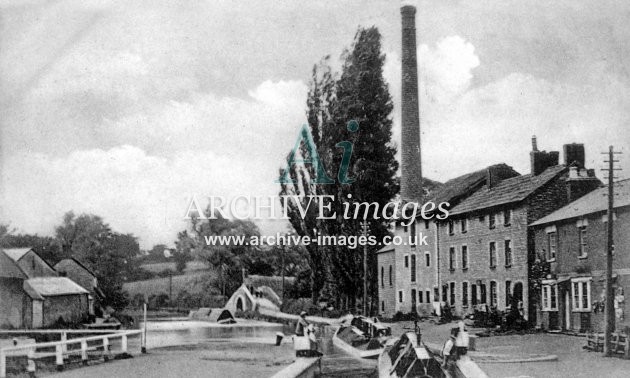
[400,4,423,202]
[530,136,560,176]
[563,143,585,168]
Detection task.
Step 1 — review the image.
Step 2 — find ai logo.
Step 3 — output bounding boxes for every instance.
[277,120,359,185]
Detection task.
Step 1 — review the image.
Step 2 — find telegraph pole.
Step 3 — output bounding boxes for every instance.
[602,145,622,356]
[361,221,370,316]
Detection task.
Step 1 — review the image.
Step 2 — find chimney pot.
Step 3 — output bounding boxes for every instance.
[530,137,559,175]
[532,135,538,152]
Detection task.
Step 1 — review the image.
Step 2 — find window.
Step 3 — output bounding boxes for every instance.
[461,218,468,233]
[425,252,430,267]
[480,283,487,304]
[542,282,558,311]
[503,209,512,226]
[448,220,454,235]
[410,254,416,282]
[489,213,496,229]
[434,287,439,302]
[462,282,468,306]
[381,301,385,312]
[578,226,588,258]
[442,284,447,302]
[410,222,417,248]
[424,220,430,229]
[471,284,478,305]
[479,214,485,223]
[403,224,408,233]
[449,247,456,271]
[404,254,409,268]
[418,289,423,303]
[571,278,591,311]
[547,232,557,261]
[490,281,497,307]
[426,290,431,303]
[505,280,512,307]
[381,266,384,288]
[398,290,403,303]
[504,239,512,267]
[389,265,393,286]
[461,245,468,270]
[449,282,455,306]
[489,242,497,268]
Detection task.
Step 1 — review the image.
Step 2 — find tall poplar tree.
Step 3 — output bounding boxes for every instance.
[280,27,398,310]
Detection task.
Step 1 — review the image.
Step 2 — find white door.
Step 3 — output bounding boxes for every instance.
[32,300,43,328]
[564,291,570,330]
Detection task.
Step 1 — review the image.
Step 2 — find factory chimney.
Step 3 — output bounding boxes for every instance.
[400,3,423,203]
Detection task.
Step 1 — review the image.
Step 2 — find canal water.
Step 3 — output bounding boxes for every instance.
[134,319,377,377]
[317,325,377,377]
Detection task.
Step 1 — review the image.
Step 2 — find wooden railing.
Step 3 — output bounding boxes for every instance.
[0,329,145,377]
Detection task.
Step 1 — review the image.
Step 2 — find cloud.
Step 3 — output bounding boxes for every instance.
[384,35,630,180]
[3,145,277,248]
[3,79,309,248]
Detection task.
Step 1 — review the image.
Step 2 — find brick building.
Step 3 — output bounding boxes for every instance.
[531,179,629,332]
[55,258,104,316]
[376,164,519,317]
[440,141,600,321]
[1,248,89,328]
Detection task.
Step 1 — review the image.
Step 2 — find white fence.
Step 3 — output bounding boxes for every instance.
[0,329,145,377]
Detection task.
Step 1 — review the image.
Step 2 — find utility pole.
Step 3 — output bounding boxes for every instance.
[169,271,172,307]
[602,145,622,356]
[361,221,370,316]
[282,232,290,302]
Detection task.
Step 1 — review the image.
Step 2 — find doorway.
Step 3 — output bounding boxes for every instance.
[564,290,571,330]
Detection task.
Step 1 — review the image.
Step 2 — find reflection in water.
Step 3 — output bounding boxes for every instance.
[141,320,284,348]
[133,320,375,377]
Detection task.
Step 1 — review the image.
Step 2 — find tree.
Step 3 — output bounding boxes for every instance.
[280,27,398,309]
[0,225,62,265]
[147,244,169,261]
[54,212,139,310]
[178,210,261,296]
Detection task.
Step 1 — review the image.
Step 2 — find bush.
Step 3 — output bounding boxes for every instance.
[126,267,156,282]
[390,311,419,322]
[281,298,319,315]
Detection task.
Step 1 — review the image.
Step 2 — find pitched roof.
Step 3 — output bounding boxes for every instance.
[375,244,395,254]
[24,277,89,297]
[54,258,96,277]
[2,248,33,262]
[428,164,518,205]
[531,179,628,226]
[0,250,27,279]
[449,165,567,216]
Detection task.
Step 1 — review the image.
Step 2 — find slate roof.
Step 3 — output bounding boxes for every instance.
[428,163,519,205]
[0,250,27,279]
[449,165,567,216]
[530,179,628,226]
[54,258,97,277]
[378,164,519,254]
[375,244,395,254]
[24,277,89,297]
[2,248,32,262]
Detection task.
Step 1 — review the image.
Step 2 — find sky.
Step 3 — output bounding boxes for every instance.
[1,0,629,248]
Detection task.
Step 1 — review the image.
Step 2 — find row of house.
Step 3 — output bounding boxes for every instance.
[0,248,101,329]
[376,139,618,332]
[531,179,630,332]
